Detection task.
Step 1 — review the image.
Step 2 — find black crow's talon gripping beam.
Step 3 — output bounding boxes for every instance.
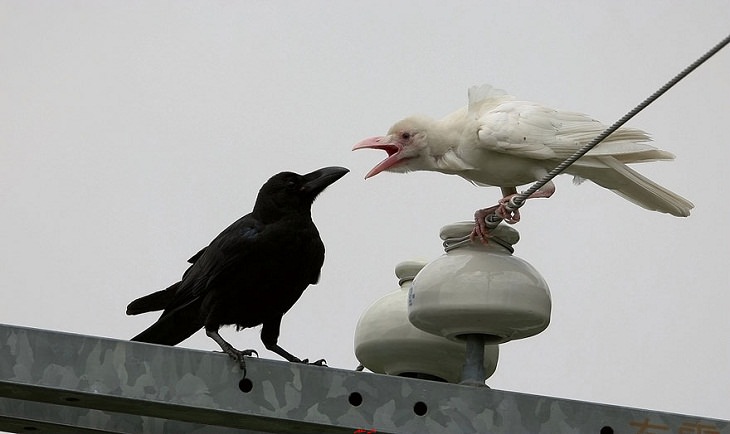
[206,329,259,375]
[293,358,327,366]
[227,348,258,376]
[227,348,258,362]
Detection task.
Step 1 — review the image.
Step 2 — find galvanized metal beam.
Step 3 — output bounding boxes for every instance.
[0,324,727,433]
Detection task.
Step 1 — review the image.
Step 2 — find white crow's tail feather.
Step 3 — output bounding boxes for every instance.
[568,156,693,217]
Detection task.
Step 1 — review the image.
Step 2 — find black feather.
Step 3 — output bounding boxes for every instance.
[127,167,348,363]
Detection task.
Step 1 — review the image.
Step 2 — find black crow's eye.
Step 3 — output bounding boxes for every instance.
[281,175,298,187]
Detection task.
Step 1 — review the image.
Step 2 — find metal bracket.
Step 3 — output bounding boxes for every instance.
[0,324,727,433]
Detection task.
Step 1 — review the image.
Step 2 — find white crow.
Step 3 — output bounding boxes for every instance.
[353,84,693,240]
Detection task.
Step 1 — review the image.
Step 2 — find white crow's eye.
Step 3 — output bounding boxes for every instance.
[401,132,411,140]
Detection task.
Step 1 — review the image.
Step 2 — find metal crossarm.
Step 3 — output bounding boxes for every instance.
[0,324,727,433]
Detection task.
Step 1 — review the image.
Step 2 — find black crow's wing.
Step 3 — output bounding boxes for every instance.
[187,246,206,263]
[131,215,265,345]
[161,214,265,316]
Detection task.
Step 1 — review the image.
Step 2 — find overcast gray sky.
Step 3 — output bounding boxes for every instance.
[1,0,728,422]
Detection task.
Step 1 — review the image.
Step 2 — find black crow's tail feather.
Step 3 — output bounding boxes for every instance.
[126,282,180,315]
[130,299,203,346]
[131,316,202,346]
[128,282,203,346]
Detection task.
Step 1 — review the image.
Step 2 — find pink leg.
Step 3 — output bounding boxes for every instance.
[472,204,501,242]
[472,182,556,242]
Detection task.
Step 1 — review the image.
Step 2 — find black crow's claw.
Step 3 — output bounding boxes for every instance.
[291,358,326,366]
[214,348,258,359]
[234,348,258,360]
[218,348,258,376]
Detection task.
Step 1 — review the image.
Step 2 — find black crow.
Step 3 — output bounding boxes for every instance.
[127,166,349,368]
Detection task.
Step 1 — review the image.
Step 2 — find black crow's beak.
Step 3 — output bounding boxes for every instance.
[301,166,349,197]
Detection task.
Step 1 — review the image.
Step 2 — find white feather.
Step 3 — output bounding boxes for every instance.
[374,84,694,217]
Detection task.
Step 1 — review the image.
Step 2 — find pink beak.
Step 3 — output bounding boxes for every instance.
[352,136,405,179]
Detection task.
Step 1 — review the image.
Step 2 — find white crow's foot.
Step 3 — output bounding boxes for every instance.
[496,195,521,224]
[504,181,556,219]
[472,205,500,243]
[474,180,556,241]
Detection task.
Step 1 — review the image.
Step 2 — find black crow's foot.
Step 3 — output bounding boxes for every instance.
[218,348,258,375]
[206,329,258,376]
[294,358,327,366]
[215,348,258,360]
[355,364,365,371]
